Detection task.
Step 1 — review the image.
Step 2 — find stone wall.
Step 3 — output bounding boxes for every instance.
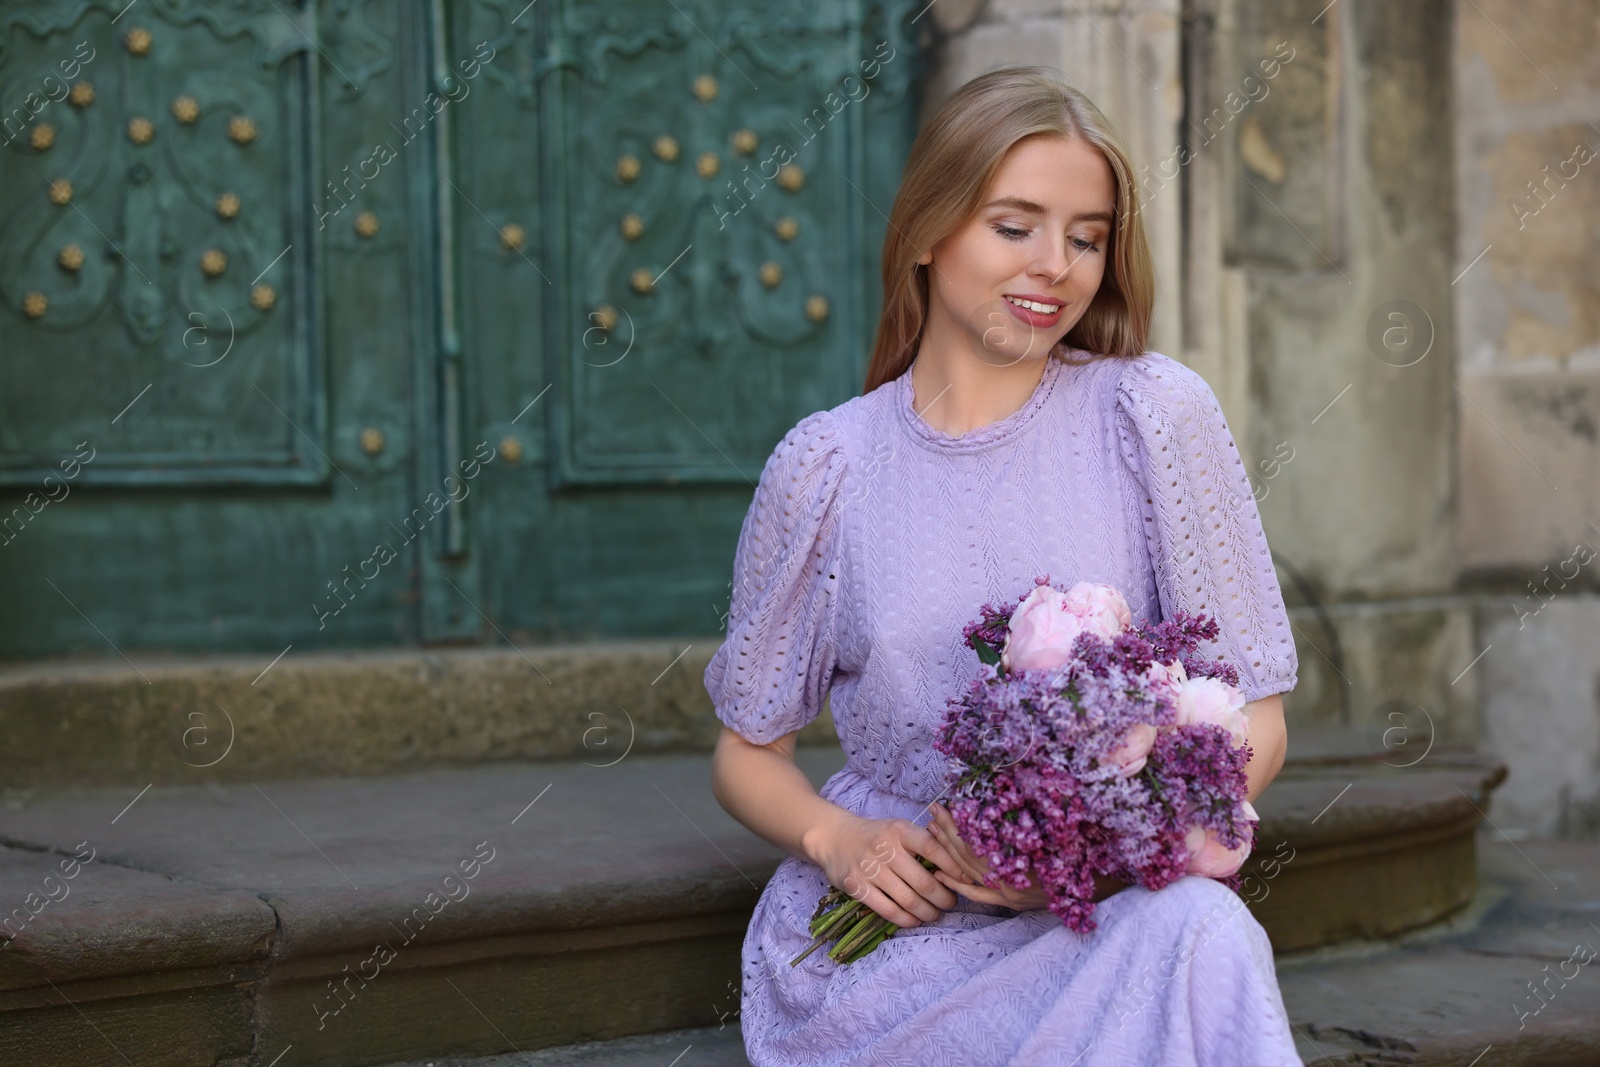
[1453,0,1600,839]
[921,0,1598,838]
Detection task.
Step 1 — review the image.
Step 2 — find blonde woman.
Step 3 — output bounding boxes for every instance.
[707,65,1302,1066]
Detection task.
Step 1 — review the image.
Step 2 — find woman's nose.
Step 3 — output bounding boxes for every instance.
[1033,240,1077,285]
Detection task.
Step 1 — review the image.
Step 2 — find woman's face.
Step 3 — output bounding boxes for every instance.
[919,134,1116,366]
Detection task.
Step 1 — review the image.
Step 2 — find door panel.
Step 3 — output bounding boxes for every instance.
[0,3,324,484]
[0,1,428,655]
[443,0,922,641]
[0,0,922,657]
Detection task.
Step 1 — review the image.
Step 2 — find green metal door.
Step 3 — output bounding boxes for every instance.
[432,0,922,644]
[0,0,921,658]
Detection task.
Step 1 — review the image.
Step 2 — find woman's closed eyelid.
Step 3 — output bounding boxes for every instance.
[993,222,1100,252]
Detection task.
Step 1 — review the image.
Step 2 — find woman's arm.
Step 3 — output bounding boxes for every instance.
[1242,693,1288,804]
[710,725,966,928]
[710,725,845,863]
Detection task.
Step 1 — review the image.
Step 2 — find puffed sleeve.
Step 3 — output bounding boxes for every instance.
[1115,355,1298,702]
[704,409,847,745]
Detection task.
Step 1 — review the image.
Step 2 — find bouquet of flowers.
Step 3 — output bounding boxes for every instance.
[791,576,1257,966]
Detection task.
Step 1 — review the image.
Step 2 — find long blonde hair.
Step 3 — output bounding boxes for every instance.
[863,66,1154,394]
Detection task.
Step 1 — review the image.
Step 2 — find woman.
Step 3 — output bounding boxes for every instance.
[705,65,1302,1066]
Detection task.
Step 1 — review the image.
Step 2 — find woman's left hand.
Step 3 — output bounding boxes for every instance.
[925,801,1051,911]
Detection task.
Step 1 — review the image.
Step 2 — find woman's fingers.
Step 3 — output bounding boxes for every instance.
[935,809,988,881]
[893,816,968,891]
[934,868,1012,908]
[937,869,1050,912]
[854,876,927,929]
[923,806,1058,912]
[926,806,1051,911]
[892,834,960,911]
[928,816,988,885]
[922,840,974,894]
[887,819,962,912]
[872,865,946,925]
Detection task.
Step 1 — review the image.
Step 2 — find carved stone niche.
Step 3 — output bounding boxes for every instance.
[1220,0,1344,273]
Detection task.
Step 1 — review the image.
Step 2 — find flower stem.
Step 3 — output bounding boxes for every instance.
[829,911,890,961]
[796,856,944,966]
[809,898,864,939]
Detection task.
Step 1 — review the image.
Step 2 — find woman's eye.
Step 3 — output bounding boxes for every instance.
[1071,237,1100,252]
[994,225,1029,241]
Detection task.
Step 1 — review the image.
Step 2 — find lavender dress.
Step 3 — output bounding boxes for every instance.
[704,349,1303,1067]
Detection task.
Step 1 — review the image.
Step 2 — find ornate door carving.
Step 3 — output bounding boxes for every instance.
[0,0,392,485]
[0,0,923,654]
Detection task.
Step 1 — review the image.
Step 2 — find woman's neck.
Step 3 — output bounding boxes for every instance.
[907,342,1053,437]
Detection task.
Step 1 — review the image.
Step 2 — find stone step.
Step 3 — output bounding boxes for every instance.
[367,837,1600,1067]
[0,643,765,789]
[1277,834,1600,1065]
[1240,747,1507,951]
[0,749,829,1067]
[0,649,1397,789]
[0,742,1508,1066]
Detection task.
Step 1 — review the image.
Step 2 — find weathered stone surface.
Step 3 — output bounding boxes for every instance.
[1243,751,1504,951]
[0,844,275,1067]
[1280,600,1480,749]
[0,749,844,1066]
[1279,837,1600,1065]
[0,751,840,961]
[0,633,1494,802]
[0,737,1581,1066]
[1476,598,1600,841]
[360,839,1600,1067]
[0,642,837,788]
[0,844,276,990]
[0,982,259,1067]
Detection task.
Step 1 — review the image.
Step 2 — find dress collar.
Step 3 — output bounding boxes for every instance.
[895,353,1066,455]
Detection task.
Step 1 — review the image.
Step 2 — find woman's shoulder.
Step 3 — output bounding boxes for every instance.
[1109,350,1223,417]
[759,408,844,492]
[756,393,871,500]
[1108,350,1247,484]
[764,375,900,477]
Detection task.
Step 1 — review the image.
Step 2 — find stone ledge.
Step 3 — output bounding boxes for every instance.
[0,745,1512,1066]
[1279,837,1600,1064]
[361,837,1600,1067]
[0,749,845,1067]
[1245,752,1505,952]
[0,641,838,788]
[0,844,276,993]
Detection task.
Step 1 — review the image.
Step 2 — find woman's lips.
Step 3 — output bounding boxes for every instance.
[1002,294,1063,329]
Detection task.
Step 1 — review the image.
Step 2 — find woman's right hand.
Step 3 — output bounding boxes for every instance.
[1090,872,1131,902]
[805,811,966,929]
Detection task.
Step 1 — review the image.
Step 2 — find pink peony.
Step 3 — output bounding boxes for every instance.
[1061,582,1133,635]
[1183,824,1251,878]
[1105,723,1157,777]
[1144,658,1188,699]
[1002,582,1132,672]
[1174,676,1249,748]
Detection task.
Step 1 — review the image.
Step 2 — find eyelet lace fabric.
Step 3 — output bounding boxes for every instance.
[704,350,1302,1067]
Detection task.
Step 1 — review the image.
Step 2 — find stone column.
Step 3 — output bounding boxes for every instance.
[1454,0,1600,838]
